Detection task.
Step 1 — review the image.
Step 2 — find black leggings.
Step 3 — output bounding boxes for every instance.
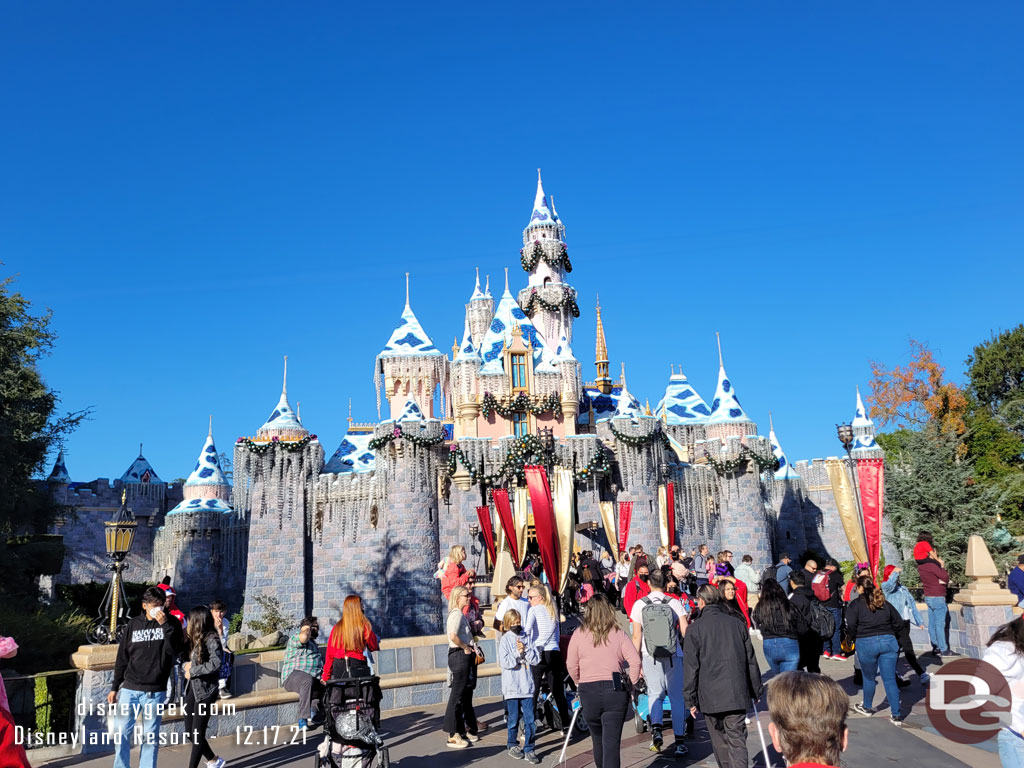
[531,649,570,728]
[183,688,218,768]
[896,619,925,676]
[578,681,630,768]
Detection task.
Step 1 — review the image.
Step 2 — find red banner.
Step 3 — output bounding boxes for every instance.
[618,501,633,555]
[475,506,496,567]
[666,483,676,549]
[491,489,520,567]
[857,458,884,582]
[525,465,560,589]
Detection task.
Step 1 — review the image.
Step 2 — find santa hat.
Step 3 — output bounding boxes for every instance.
[156,577,176,598]
[882,564,897,582]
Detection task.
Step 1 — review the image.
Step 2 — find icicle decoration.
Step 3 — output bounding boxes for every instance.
[233,441,325,531]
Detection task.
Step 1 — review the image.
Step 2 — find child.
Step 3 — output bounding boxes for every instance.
[499,609,541,764]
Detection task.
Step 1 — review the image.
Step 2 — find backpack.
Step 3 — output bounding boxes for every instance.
[809,601,836,639]
[640,596,679,658]
[811,572,832,602]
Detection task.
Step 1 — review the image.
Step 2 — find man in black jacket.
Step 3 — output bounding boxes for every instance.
[684,586,764,768]
[107,586,185,768]
[788,571,822,673]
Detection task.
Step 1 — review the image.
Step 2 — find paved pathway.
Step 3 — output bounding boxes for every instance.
[38,647,999,768]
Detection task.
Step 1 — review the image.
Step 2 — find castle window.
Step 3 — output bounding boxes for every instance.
[512,411,528,438]
[511,353,527,391]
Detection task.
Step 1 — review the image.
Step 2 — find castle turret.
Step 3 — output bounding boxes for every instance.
[517,171,578,350]
[374,274,449,420]
[466,268,494,354]
[705,333,757,440]
[769,413,808,555]
[656,365,711,461]
[452,312,483,438]
[48,449,71,484]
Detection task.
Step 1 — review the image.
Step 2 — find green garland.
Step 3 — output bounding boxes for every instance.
[481,392,562,419]
[368,425,446,451]
[236,434,316,454]
[520,241,573,273]
[446,434,611,487]
[609,422,662,447]
[702,446,780,476]
[521,288,581,319]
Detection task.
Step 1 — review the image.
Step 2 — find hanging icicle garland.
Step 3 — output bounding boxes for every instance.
[446,435,611,487]
[368,424,445,451]
[521,286,581,319]
[236,435,317,454]
[481,392,562,419]
[520,241,572,273]
[702,446,780,476]
[609,422,661,447]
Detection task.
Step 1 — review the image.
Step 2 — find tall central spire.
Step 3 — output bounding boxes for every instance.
[595,295,612,394]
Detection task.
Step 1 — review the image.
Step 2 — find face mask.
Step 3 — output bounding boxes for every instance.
[147,606,163,619]
[638,574,649,582]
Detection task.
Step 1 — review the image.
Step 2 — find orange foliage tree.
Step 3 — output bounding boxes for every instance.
[868,339,968,435]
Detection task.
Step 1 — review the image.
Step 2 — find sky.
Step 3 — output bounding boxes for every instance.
[2,2,1022,483]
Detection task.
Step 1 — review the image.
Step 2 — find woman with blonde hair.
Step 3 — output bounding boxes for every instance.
[444,586,481,748]
[567,595,641,768]
[322,595,379,681]
[655,546,670,569]
[441,545,475,600]
[524,583,570,733]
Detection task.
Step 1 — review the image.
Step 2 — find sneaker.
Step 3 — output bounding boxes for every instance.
[650,730,664,752]
[673,741,689,758]
[207,759,226,768]
[851,704,873,717]
[464,732,480,743]
[523,753,541,765]
[477,721,489,733]
[832,653,848,661]
[446,735,470,749]
[890,715,904,727]
[218,690,233,700]
[298,719,308,730]
[822,651,833,659]
[920,672,931,685]
[508,746,525,759]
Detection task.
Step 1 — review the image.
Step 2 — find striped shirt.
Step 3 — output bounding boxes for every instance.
[524,604,559,651]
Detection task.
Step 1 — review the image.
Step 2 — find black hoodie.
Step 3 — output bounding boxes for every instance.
[111,612,185,693]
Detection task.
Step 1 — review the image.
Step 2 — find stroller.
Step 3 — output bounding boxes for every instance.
[314,675,389,768]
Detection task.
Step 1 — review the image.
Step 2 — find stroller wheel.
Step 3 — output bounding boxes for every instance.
[634,709,647,734]
[378,746,390,768]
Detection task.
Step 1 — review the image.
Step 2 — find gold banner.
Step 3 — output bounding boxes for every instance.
[514,486,530,566]
[657,484,670,550]
[599,501,619,561]
[553,466,576,594]
[825,458,869,564]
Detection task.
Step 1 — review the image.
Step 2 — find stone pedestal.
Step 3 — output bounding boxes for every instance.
[953,535,1018,659]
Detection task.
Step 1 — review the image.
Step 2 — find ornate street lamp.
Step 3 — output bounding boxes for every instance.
[88,491,137,644]
[538,427,555,468]
[836,423,868,560]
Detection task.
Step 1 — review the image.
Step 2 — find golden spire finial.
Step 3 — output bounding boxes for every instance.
[121,489,127,504]
[645,398,652,416]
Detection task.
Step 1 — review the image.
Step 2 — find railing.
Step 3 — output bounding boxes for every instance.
[5,668,81,749]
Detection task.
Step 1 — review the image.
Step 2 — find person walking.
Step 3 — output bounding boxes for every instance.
[281,617,325,729]
[819,560,847,661]
[734,555,760,597]
[441,545,476,601]
[208,600,233,700]
[788,571,822,673]
[1008,556,1024,609]
[767,671,850,768]
[182,606,227,768]
[108,585,185,768]
[693,544,710,590]
[621,562,652,620]
[566,595,642,768]
[499,609,541,764]
[752,579,801,674]
[983,616,1024,768]
[629,569,689,757]
[525,584,570,733]
[444,586,482,748]
[774,553,794,594]
[880,566,928,684]
[915,532,951,655]
[322,595,379,681]
[846,576,904,725]
[684,585,764,768]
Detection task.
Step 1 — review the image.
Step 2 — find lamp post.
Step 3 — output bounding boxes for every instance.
[836,423,869,562]
[538,427,555,470]
[89,491,137,644]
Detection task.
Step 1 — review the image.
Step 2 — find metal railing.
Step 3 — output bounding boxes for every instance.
[4,669,81,749]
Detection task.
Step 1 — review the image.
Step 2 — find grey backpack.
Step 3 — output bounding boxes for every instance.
[640,596,679,658]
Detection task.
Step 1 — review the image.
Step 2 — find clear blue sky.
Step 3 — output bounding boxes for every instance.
[3,2,1022,482]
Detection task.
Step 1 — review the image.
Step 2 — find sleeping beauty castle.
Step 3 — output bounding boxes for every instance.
[45,172,898,638]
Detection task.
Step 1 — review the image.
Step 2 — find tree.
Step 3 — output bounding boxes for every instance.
[869,340,968,436]
[878,425,1011,587]
[966,325,1024,414]
[0,274,87,539]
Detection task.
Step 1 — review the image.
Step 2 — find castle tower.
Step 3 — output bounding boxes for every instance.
[554,332,580,434]
[769,413,808,554]
[452,311,483,438]
[237,358,324,631]
[374,275,449,420]
[705,334,757,441]
[47,448,71,506]
[517,171,578,349]
[594,298,613,395]
[155,418,239,607]
[466,268,494,353]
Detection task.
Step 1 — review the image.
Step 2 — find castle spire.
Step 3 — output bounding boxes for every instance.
[707,333,753,425]
[257,357,309,439]
[282,355,288,397]
[768,412,799,479]
[595,295,612,394]
[470,267,485,301]
[48,448,71,483]
[504,267,510,295]
[485,274,491,298]
[526,169,555,229]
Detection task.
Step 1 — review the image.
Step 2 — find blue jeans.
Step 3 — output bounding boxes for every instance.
[506,697,536,754]
[113,688,167,768]
[856,635,901,717]
[762,637,800,675]
[825,607,843,655]
[999,729,1024,768]
[925,596,949,652]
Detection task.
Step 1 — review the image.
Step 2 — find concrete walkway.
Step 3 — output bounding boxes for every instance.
[37,648,998,768]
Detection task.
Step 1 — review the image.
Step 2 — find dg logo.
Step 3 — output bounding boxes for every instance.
[926,659,1013,743]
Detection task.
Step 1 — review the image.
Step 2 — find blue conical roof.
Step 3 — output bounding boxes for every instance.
[455,315,478,364]
[768,415,799,480]
[707,364,752,424]
[323,431,376,474]
[526,171,555,229]
[379,302,441,358]
[397,397,425,422]
[470,269,486,301]
[478,280,556,375]
[257,358,308,436]
[167,497,232,515]
[48,449,71,483]
[655,370,711,424]
[185,425,229,487]
[120,448,161,484]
